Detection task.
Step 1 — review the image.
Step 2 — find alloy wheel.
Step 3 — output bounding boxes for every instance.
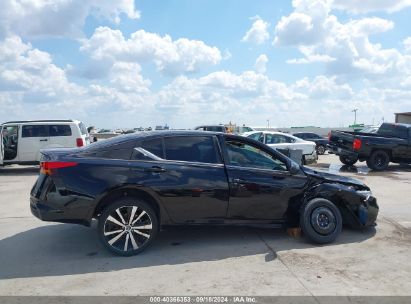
[375,154,388,169]
[103,205,153,253]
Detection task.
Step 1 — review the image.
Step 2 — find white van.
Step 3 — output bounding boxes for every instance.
[1,120,89,166]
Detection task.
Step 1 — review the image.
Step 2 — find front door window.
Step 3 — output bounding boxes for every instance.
[225,140,287,171]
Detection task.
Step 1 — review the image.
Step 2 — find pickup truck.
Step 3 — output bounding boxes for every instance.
[328,123,411,170]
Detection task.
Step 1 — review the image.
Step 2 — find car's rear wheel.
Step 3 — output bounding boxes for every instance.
[98,198,158,256]
[316,145,326,155]
[300,198,342,244]
[339,155,358,166]
[366,150,390,171]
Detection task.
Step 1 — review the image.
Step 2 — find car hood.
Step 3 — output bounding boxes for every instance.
[302,166,368,189]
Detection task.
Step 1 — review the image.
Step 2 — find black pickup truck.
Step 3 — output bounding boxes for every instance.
[328,123,411,170]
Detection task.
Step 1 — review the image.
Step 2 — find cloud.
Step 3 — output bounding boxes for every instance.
[404,37,411,53]
[254,54,268,73]
[242,16,270,45]
[332,0,411,13]
[0,35,80,96]
[274,0,403,82]
[0,0,140,39]
[80,27,222,76]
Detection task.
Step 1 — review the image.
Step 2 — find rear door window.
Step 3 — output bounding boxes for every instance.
[49,125,72,137]
[266,134,294,144]
[164,136,221,163]
[22,125,48,137]
[135,138,165,160]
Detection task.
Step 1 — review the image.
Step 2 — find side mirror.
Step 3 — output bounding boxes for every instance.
[289,162,300,175]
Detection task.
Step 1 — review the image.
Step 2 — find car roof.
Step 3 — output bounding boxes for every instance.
[83,130,223,149]
[247,130,294,136]
[2,119,78,125]
[195,125,225,128]
[382,122,411,128]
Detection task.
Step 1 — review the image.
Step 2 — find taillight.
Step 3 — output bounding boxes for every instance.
[40,161,78,175]
[76,138,84,147]
[353,138,362,151]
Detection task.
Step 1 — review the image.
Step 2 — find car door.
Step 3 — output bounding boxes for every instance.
[265,133,294,149]
[223,137,307,221]
[18,124,49,162]
[0,125,4,165]
[1,124,19,162]
[130,135,229,223]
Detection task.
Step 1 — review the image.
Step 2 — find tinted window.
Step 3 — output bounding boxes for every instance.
[164,136,220,163]
[377,124,409,140]
[294,133,306,139]
[22,125,48,138]
[306,133,320,139]
[98,149,133,160]
[225,140,287,171]
[136,138,164,159]
[247,132,264,142]
[49,125,72,137]
[205,126,225,132]
[265,134,294,144]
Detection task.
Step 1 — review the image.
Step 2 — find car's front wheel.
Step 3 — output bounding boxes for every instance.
[98,198,158,256]
[300,198,342,244]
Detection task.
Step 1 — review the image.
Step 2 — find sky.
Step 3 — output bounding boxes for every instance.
[1,0,411,129]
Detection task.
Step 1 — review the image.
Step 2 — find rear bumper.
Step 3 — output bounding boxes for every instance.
[30,176,94,226]
[30,195,92,226]
[327,144,358,159]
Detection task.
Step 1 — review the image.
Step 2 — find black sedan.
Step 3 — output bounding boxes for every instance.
[293,132,329,155]
[30,131,378,256]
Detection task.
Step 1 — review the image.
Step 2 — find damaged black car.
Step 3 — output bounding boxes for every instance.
[30,131,378,256]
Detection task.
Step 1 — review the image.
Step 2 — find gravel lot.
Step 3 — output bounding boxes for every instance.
[0,154,410,296]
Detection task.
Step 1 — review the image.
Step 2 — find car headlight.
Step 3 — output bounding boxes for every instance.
[356,190,372,200]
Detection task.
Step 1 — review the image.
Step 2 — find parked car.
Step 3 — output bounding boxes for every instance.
[328,123,411,170]
[1,120,89,166]
[293,132,329,155]
[30,131,378,256]
[244,131,317,164]
[234,125,254,134]
[195,125,227,132]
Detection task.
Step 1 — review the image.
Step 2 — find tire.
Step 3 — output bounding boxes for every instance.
[366,150,390,171]
[316,145,326,155]
[98,197,158,256]
[339,155,358,166]
[300,198,342,244]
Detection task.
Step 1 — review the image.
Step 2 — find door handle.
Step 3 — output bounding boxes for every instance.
[40,139,48,142]
[232,178,245,184]
[144,166,166,173]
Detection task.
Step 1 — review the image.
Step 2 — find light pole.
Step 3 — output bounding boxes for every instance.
[352,108,358,125]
